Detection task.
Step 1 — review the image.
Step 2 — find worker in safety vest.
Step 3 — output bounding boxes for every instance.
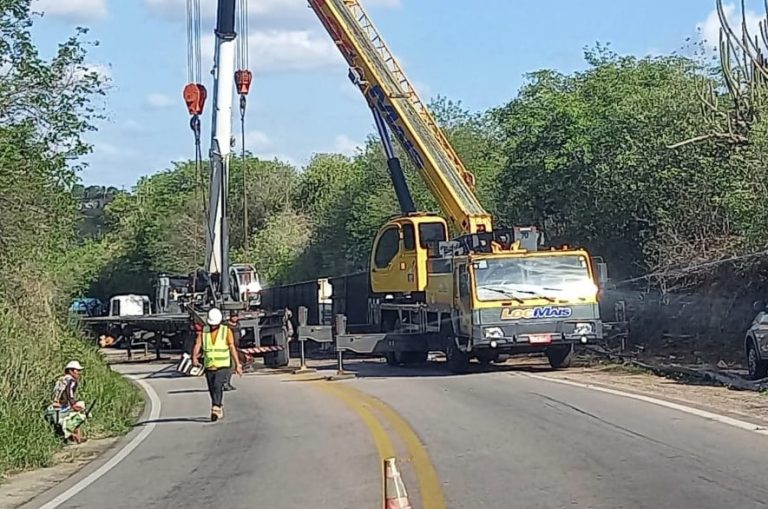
[191,308,243,421]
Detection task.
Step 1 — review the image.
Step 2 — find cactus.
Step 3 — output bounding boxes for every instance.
[704,0,768,144]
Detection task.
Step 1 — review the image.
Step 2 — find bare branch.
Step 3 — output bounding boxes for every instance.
[668,132,748,149]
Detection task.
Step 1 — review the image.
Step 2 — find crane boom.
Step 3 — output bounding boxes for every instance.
[205,0,236,294]
[308,0,493,235]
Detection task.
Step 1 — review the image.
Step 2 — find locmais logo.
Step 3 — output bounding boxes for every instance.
[501,306,573,320]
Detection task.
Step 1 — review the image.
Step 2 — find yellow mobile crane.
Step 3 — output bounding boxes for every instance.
[305,0,607,372]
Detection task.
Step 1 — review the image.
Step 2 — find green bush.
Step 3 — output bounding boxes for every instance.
[0,302,142,475]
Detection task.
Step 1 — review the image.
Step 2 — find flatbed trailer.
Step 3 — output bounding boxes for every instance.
[79,308,292,368]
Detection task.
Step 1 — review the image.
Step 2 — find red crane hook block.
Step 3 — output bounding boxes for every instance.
[183,83,207,116]
[235,70,253,96]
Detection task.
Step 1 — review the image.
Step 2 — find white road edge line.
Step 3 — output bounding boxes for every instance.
[523,373,768,436]
[37,376,162,509]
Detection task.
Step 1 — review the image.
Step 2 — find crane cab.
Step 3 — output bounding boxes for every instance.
[369,214,448,297]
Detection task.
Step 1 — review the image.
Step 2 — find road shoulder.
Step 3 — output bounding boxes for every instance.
[535,364,768,428]
[1,367,156,509]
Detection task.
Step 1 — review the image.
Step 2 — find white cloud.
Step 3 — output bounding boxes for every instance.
[144,0,307,27]
[146,93,174,109]
[33,0,107,21]
[235,129,272,150]
[147,0,403,73]
[697,3,763,51]
[70,63,112,86]
[202,30,342,73]
[334,134,361,156]
[144,0,400,23]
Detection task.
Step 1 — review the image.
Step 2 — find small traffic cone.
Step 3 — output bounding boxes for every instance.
[383,457,412,509]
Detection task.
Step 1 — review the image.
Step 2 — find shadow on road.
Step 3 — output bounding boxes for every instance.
[166,389,208,394]
[134,416,211,426]
[304,357,561,380]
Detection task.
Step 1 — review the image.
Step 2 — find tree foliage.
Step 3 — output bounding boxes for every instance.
[0,1,139,476]
[93,42,768,299]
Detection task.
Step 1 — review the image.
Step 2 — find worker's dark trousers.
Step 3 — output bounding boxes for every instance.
[205,368,231,407]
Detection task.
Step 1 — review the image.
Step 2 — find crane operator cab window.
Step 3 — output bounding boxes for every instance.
[371,220,448,296]
[419,222,447,250]
[374,227,400,269]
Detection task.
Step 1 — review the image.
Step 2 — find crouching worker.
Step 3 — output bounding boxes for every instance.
[192,308,243,422]
[44,361,90,443]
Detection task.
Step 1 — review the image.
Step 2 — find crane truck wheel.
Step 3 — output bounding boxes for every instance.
[445,337,470,374]
[400,351,428,365]
[546,345,574,369]
[476,353,499,367]
[385,351,427,366]
[446,342,470,374]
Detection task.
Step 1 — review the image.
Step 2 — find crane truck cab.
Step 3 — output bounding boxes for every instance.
[229,263,262,309]
[439,242,606,372]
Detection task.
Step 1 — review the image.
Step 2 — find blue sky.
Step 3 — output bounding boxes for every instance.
[30,0,742,188]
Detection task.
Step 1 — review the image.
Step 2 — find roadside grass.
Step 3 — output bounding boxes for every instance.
[0,302,143,478]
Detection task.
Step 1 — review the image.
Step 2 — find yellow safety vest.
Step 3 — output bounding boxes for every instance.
[203,326,231,370]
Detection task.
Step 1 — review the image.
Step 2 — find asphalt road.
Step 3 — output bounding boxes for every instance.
[22,359,768,509]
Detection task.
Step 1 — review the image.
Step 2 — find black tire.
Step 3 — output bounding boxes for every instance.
[446,338,470,374]
[477,354,496,367]
[384,352,399,366]
[400,351,428,365]
[546,345,573,369]
[747,340,768,380]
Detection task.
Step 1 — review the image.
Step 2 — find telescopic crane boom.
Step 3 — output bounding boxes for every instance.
[205,0,237,297]
[183,0,258,309]
[308,0,493,235]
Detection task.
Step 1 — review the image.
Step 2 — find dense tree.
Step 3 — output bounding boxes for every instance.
[90,45,768,303]
[492,48,739,279]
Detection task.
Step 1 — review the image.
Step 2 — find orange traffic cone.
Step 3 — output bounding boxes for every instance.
[383,457,412,509]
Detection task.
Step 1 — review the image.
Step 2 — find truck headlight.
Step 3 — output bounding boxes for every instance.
[574,322,593,335]
[484,327,504,339]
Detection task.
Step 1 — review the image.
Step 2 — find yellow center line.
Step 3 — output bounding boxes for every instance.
[315,381,447,509]
[312,382,394,505]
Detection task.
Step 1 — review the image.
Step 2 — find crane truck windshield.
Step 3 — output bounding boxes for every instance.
[474,255,597,302]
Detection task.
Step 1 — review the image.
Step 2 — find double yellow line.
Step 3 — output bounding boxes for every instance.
[314,381,447,509]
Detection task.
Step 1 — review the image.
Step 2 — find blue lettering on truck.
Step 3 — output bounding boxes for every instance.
[502,306,574,320]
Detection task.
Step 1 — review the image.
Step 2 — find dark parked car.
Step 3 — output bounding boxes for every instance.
[744,301,768,379]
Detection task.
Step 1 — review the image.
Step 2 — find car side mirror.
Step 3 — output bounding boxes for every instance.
[753,300,766,313]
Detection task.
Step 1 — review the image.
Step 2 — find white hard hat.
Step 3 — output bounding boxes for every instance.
[65,360,83,371]
[206,307,223,326]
